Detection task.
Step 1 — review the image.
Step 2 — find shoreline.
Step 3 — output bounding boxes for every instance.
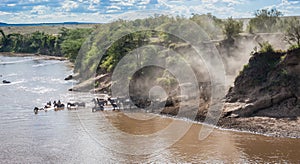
[216,117,300,138]
[2,53,299,138]
[0,52,67,60]
[159,101,300,138]
[135,109,300,138]
[159,114,300,139]
[0,52,74,68]
[159,111,300,138]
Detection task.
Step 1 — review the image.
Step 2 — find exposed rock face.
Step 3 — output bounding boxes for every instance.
[69,73,111,92]
[224,48,300,118]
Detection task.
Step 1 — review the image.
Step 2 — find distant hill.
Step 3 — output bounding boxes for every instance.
[0,22,97,27]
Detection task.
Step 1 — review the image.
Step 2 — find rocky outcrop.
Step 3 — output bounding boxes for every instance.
[69,73,111,92]
[64,75,73,80]
[224,48,300,118]
[2,80,11,84]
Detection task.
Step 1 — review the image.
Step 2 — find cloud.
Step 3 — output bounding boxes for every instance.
[107,5,121,10]
[0,11,10,16]
[92,0,101,4]
[31,5,50,15]
[263,0,300,16]
[0,0,300,23]
[61,0,79,12]
[7,4,16,7]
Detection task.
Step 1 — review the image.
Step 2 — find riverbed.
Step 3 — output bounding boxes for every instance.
[0,55,299,163]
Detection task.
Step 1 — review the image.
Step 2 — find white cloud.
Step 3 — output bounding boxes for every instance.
[157,0,251,18]
[61,0,79,11]
[106,10,118,13]
[88,4,96,10]
[31,5,50,15]
[120,1,134,6]
[92,0,100,4]
[139,0,150,5]
[263,0,300,16]
[222,0,244,4]
[107,5,121,10]
[7,4,16,7]
[1,0,300,23]
[0,11,10,16]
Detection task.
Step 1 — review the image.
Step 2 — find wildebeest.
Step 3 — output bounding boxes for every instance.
[92,98,105,112]
[33,107,44,114]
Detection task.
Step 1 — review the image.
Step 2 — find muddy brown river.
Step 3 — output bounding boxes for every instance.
[0,56,299,163]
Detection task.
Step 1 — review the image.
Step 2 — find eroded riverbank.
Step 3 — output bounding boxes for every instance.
[2,53,299,139]
[1,54,300,162]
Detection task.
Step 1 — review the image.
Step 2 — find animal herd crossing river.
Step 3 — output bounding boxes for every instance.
[0,55,299,163]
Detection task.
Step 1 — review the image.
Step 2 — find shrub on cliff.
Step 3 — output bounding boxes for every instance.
[258,41,274,53]
[284,17,300,49]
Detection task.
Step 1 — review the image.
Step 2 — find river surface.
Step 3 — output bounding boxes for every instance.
[0,55,299,163]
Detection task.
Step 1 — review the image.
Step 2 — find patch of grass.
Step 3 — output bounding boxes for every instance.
[239,64,249,75]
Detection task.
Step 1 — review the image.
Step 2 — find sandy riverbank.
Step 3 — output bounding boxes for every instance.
[216,117,300,138]
[159,99,300,138]
[162,108,300,138]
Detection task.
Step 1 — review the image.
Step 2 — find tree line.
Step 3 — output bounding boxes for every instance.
[1,8,299,65]
[0,27,93,62]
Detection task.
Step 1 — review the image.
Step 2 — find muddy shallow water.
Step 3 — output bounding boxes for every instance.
[0,55,299,163]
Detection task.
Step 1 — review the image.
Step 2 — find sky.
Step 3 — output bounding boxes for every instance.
[0,0,300,23]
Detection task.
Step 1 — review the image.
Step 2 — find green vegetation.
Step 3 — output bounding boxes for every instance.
[0,27,93,58]
[248,8,283,33]
[258,41,274,53]
[223,17,243,40]
[190,13,223,39]
[284,17,300,49]
[74,14,222,80]
[59,27,93,62]
[0,30,61,55]
[1,11,299,81]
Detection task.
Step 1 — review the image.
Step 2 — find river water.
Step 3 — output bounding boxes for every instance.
[0,55,299,163]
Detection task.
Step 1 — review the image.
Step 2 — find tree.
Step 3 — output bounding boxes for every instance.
[284,17,300,48]
[223,17,243,40]
[190,13,223,39]
[0,29,6,40]
[248,8,283,33]
[60,28,93,62]
[0,29,7,50]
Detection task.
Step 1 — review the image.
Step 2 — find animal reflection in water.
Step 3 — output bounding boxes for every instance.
[92,97,119,112]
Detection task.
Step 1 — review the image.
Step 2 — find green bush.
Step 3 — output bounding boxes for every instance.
[248,8,283,33]
[223,17,243,39]
[258,41,274,53]
[288,44,300,51]
[284,17,300,48]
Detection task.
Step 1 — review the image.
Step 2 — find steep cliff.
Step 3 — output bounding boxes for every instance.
[224,48,300,118]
